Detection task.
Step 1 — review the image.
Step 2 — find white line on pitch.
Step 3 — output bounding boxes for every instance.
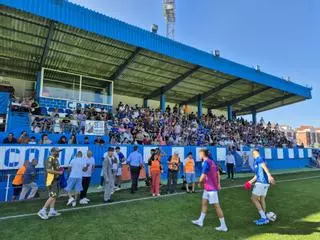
[0,175,319,221]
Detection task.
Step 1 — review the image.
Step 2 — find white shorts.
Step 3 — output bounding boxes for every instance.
[202,190,219,204]
[252,182,270,197]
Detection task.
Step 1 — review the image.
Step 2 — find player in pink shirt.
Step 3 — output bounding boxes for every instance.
[192,149,228,232]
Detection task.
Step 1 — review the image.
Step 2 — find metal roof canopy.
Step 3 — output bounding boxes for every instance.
[0,0,312,115]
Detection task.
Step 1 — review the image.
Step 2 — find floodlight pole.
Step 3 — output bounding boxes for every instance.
[163,0,176,39]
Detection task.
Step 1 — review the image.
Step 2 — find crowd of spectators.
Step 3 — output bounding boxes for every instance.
[6,98,294,148]
[108,102,292,148]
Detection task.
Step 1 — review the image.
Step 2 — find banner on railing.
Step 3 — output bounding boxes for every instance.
[237,150,254,170]
[0,146,89,169]
[84,120,105,136]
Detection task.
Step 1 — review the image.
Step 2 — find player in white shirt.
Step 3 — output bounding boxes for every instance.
[65,151,87,207]
[79,150,95,205]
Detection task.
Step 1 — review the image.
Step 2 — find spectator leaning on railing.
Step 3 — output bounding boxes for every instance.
[19,159,39,200]
[12,161,29,200]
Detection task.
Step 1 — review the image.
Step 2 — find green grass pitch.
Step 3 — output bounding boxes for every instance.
[0,171,319,240]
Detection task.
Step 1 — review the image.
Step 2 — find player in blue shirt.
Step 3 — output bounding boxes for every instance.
[248,149,275,225]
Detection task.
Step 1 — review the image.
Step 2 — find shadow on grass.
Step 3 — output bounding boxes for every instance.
[271,221,320,236]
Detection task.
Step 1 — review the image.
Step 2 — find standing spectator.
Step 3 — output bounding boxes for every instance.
[127,146,144,194]
[167,151,181,194]
[66,151,87,207]
[37,148,63,220]
[225,150,236,180]
[3,133,17,144]
[19,159,38,200]
[80,150,95,205]
[103,147,115,203]
[94,136,105,145]
[18,131,30,144]
[12,161,29,200]
[150,150,162,196]
[30,99,40,115]
[184,152,196,193]
[39,134,52,144]
[115,147,126,189]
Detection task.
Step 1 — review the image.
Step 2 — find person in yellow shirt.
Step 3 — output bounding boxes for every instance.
[12,161,29,200]
[38,148,63,220]
[184,152,196,193]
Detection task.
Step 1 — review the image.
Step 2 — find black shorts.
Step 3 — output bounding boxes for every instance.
[47,181,59,198]
[12,184,22,196]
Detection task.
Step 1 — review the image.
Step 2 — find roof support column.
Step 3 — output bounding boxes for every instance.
[160,88,165,113]
[227,104,233,121]
[252,109,257,125]
[197,94,203,118]
[143,98,148,108]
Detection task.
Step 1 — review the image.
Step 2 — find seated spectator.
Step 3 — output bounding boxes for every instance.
[61,115,72,133]
[68,134,77,144]
[83,136,90,144]
[39,134,52,144]
[58,136,68,144]
[18,131,30,144]
[28,136,37,144]
[94,136,105,145]
[3,133,17,144]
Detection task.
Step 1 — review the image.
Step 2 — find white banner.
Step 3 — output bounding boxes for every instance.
[277,148,284,159]
[84,120,105,136]
[264,148,272,159]
[217,148,226,161]
[195,147,203,162]
[288,148,294,159]
[307,148,312,158]
[298,149,304,158]
[0,146,89,170]
[237,151,254,171]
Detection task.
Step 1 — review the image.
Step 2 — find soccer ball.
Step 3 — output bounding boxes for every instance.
[266,212,277,222]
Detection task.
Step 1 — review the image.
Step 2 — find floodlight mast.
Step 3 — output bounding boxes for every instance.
[163,0,176,39]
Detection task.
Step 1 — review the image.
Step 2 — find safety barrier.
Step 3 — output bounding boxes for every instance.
[0,144,313,202]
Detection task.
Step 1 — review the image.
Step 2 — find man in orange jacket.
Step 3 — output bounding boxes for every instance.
[12,161,29,200]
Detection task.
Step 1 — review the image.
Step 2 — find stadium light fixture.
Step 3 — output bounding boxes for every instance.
[151,24,158,34]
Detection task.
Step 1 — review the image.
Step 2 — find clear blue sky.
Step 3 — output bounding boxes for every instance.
[70,0,319,128]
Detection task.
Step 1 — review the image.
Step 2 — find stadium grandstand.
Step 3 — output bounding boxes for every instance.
[0,1,319,240]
